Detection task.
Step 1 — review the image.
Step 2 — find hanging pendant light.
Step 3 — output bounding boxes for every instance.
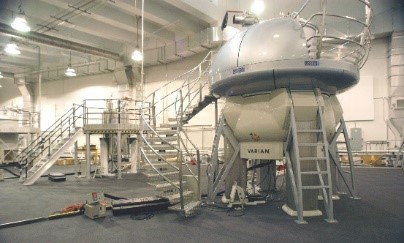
[4,43,21,55]
[11,4,31,32]
[65,66,76,77]
[65,51,76,77]
[131,15,143,62]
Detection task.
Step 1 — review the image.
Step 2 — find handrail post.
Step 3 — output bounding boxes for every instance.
[72,104,76,128]
[118,99,121,124]
[48,137,51,156]
[317,0,327,59]
[83,100,86,125]
[152,93,156,130]
[187,79,190,105]
[214,99,218,129]
[178,90,184,211]
[199,83,203,103]
[60,118,62,138]
[196,149,201,201]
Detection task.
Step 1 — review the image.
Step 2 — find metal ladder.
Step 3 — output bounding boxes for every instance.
[286,89,336,224]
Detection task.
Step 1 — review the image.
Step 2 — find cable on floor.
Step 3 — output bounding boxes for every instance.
[130,212,154,220]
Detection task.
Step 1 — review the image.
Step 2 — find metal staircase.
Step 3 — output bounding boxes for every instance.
[140,52,215,217]
[284,89,336,224]
[23,128,83,185]
[17,105,82,185]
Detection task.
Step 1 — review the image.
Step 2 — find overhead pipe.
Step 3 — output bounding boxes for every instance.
[0,22,121,61]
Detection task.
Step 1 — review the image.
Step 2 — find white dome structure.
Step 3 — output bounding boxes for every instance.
[210,17,369,97]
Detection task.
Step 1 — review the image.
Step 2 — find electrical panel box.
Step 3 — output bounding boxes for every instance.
[392,97,404,109]
[350,128,363,151]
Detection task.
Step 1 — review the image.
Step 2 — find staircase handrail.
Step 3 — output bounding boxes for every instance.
[141,51,213,138]
[140,51,213,192]
[17,104,83,168]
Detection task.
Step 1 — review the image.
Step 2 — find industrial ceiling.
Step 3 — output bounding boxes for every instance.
[0,0,220,81]
[0,0,402,82]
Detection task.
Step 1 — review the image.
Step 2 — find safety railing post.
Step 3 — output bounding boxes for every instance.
[83,100,87,126]
[178,90,184,211]
[48,137,51,157]
[199,83,203,103]
[72,104,76,128]
[152,93,156,130]
[187,79,190,104]
[118,99,121,124]
[68,117,71,136]
[197,149,201,200]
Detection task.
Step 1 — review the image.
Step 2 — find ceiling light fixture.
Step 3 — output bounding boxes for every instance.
[65,51,77,77]
[131,14,143,62]
[250,0,265,15]
[0,71,3,78]
[11,4,31,32]
[4,43,21,55]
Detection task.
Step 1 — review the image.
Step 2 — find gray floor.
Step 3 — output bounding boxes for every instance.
[0,165,403,243]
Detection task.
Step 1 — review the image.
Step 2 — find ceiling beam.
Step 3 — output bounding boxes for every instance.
[0,22,121,61]
[39,0,175,41]
[109,0,210,36]
[160,0,221,26]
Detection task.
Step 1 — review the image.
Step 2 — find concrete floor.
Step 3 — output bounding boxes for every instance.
[0,165,403,242]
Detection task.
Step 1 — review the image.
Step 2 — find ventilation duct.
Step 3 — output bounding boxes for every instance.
[388,32,404,139]
[144,27,223,66]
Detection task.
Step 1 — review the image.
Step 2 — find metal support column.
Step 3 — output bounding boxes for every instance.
[99,137,108,176]
[74,141,78,177]
[129,137,138,173]
[214,100,218,129]
[117,131,122,179]
[86,133,91,179]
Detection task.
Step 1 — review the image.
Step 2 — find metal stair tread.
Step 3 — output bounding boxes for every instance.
[142,144,177,150]
[168,117,186,122]
[146,136,178,142]
[144,162,177,167]
[143,171,178,178]
[299,143,325,146]
[143,151,178,156]
[301,185,331,189]
[297,129,322,133]
[162,190,193,202]
[169,201,201,213]
[148,180,185,190]
[159,123,179,128]
[154,130,177,135]
[299,157,327,160]
[300,171,328,175]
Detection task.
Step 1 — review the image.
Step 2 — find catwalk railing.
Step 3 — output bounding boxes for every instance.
[16,99,148,177]
[297,0,372,68]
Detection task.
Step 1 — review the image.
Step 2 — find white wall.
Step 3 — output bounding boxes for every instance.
[40,73,118,128]
[1,38,397,151]
[0,78,24,108]
[340,37,399,148]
